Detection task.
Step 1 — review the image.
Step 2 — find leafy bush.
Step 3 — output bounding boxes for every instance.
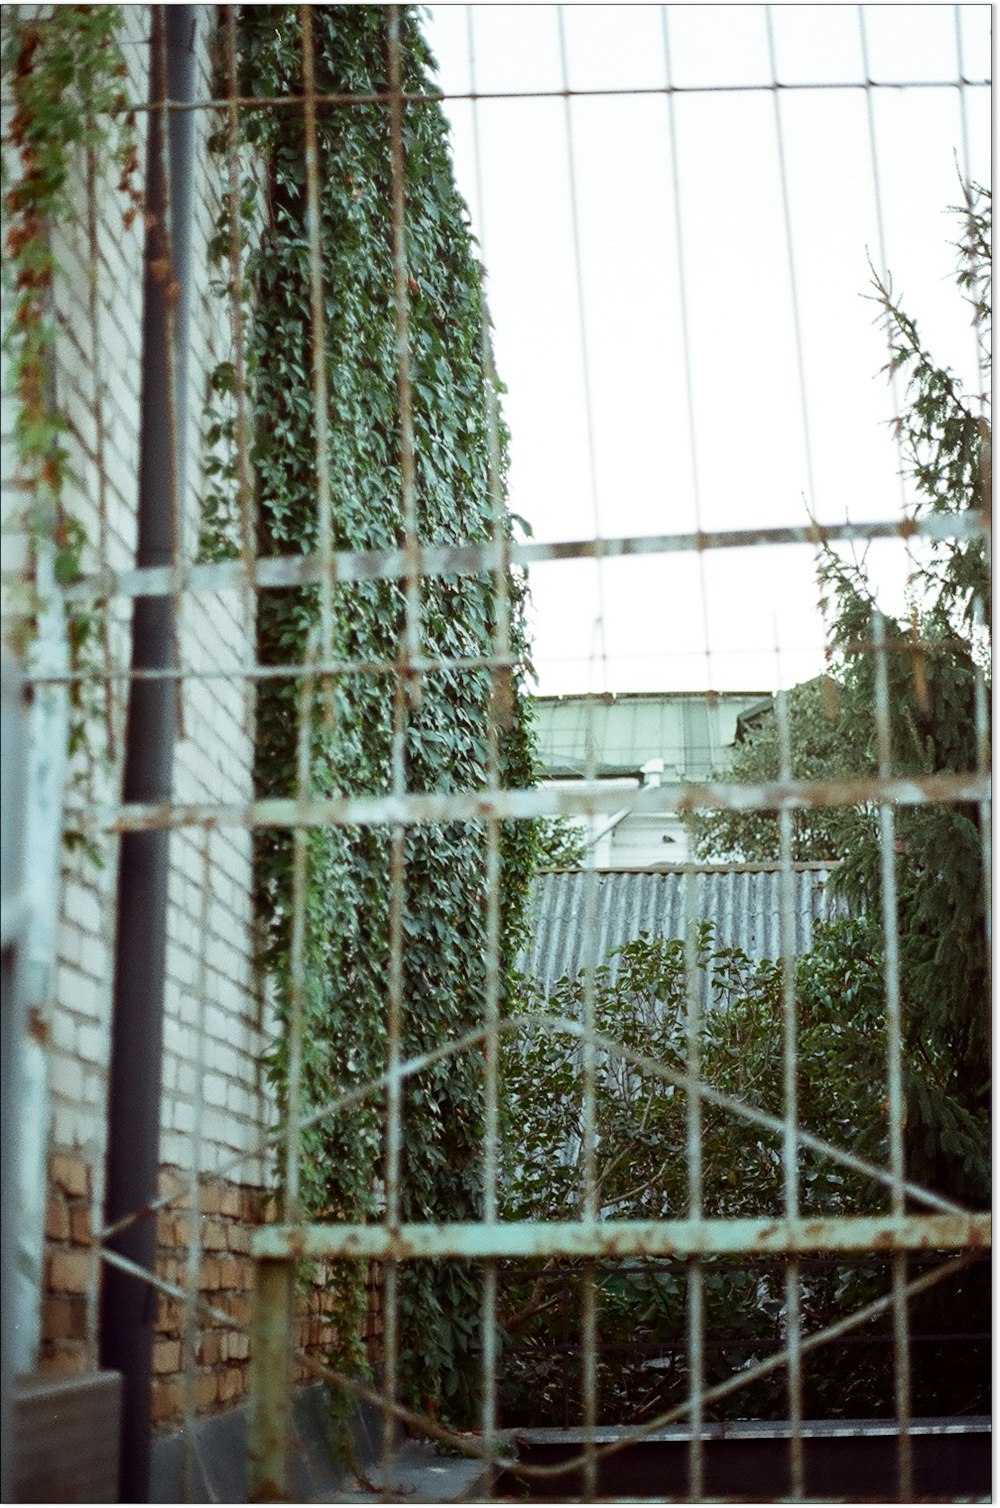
[497,922,988,1425]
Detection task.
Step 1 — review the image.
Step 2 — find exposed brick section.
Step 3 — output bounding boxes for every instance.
[40,1151,96,1378]
[41,1147,381,1427]
[149,1166,360,1429]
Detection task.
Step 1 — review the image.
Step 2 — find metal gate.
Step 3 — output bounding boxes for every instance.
[3,3,990,1502]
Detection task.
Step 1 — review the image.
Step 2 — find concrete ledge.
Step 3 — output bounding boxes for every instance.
[12,1371,123,1504]
[151,1385,492,1504]
[504,1417,992,1502]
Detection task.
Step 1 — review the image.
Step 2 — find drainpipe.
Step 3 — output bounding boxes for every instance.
[99,9,196,1502]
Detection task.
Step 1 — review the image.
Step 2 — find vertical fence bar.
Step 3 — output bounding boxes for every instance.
[556,11,608,1486]
[382,676,408,1489]
[299,4,336,720]
[181,832,212,1502]
[384,13,418,1488]
[871,612,913,1502]
[387,4,423,710]
[775,687,804,1499]
[249,1257,294,1501]
[972,599,991,1056]
[683,836,704,1501]
[660,6,714,687]
[223,6,257,637]
[578,714,600,1501]
[466,15,514,1483]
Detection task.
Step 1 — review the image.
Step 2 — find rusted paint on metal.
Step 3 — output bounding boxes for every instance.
[248,1258,293,1502]
[250,1214,990,1263]
[64,768,991,838]
[58,510,988,604]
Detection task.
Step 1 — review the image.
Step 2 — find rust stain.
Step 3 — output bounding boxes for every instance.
[27,1007,49,1046]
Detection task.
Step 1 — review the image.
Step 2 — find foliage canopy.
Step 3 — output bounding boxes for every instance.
[696,186,991,1208]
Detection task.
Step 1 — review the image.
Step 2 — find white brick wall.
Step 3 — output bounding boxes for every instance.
[2,9,275,1217]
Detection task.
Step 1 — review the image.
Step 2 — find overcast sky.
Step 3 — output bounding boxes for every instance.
[422,4,991,695]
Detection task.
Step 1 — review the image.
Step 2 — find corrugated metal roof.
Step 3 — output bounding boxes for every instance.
[520,865,844,994]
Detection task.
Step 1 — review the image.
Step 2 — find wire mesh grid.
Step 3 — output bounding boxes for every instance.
[2,3,991,1503]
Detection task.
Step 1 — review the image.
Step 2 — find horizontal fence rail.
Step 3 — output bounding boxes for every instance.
[251,1215,992,1262]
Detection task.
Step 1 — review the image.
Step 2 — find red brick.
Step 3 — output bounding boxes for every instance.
[218,1367,243,1403]
[227,1294,252,1327]
[200,1258,220,1291]
[218,1258,241,1290]
[172,1212,192,1247]
[156,1256,178,1287]
[49,1250,90,1295]
[199,1184,222,1216]
[46,1197,71,1242]
[198,1333,222,1366]
[69,1206,92,1246]
[219,1185,240,1218]
[226,1224,250,1254]
[203,1221,227,1252]
[51,1153,90,1199]
[43,1294,87,1343]
[240,1188,266,1222]
[155,1297,182,1335]
[154,1339,182,1375]
[227,1331,250,1362]
[41,1346,87,1378]
[151,1378,181,1424]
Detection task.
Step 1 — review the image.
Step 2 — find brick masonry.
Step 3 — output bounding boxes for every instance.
[42,1150,384,1428]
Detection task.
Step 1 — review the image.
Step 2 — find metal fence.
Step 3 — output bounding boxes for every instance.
[4,4,991,1504]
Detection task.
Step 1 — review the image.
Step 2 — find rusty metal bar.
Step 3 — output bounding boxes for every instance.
[683,839,704,1500]
[181,833,212,1502]
[871,612,913,1501]
[387,5,423,713]
[116,72,991,121]
[466,7,511,1465]
[284,635,320,1218]
[299,5,337,720]
[761,27,822,1477]
[973,598,992,1056]
[67,768,992,837]
[55,509,989,604]
[248,1258,294,1502]
[382,677,408,1478]
[222,5,257,636]
[775,685,804,1498]
[661,5,714,702]
[250,1213,990,1262]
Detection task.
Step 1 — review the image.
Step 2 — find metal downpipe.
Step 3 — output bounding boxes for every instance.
[99,8,196,1501]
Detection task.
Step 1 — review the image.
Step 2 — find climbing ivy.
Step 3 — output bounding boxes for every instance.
[206,6,539,1423]
[1,5,140,790]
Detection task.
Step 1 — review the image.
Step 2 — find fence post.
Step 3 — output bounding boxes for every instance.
[249,1257,294,1501]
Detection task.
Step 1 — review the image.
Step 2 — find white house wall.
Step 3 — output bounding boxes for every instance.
[2,9,272,1384]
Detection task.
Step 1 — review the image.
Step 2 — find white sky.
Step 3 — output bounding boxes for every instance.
[422,3,991,695]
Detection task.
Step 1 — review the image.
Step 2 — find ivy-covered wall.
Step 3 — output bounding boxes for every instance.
[215,6,539,1417]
